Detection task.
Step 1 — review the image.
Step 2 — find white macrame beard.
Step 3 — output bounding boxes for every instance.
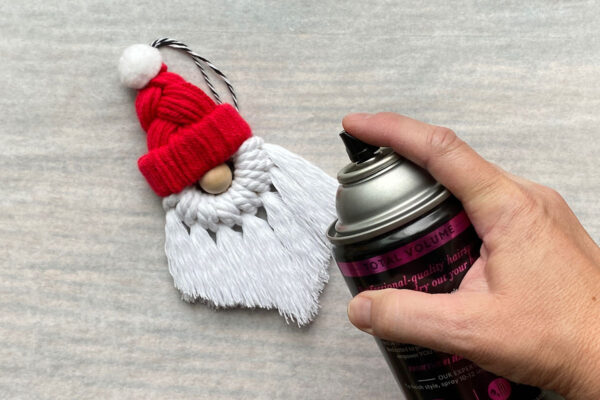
[162,136,338,326]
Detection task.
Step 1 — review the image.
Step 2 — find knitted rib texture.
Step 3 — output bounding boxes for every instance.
[135,65,252,196]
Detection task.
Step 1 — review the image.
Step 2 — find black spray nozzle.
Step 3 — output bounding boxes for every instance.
[339,130,380,164]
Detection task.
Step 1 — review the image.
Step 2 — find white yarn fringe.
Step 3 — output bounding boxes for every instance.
[162,136,337,325]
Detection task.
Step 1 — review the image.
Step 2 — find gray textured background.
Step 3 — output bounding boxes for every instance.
[1,1,598,399]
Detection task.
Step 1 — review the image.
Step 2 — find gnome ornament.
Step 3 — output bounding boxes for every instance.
[119,38,337,325]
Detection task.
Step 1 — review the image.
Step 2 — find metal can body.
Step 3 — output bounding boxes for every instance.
[327,136,543,400]
[331,196,542,400]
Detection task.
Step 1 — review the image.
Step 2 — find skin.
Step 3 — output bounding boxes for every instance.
[342,112,600,400]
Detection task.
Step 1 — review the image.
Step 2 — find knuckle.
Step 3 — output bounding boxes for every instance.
[470,175,507,201]
[540,186,566,207]
[463,173,517,215]
[501,184,554,236]
[445,295,496,357]
[426,126,462,157]
[507,186,542,221]
[443,303,480,352]
[369,292,402,339]
[512,185,539,213]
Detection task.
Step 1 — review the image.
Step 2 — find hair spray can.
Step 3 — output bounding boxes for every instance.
[327,132,544,400]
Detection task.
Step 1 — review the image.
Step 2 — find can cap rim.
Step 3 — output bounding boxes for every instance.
[327,188,450,244]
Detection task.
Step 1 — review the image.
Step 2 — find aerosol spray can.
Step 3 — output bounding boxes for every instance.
[327,132,544,400]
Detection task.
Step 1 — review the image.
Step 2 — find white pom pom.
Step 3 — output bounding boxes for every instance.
[118,44,163,89]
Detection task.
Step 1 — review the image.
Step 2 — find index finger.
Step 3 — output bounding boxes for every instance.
[342,112,520,239]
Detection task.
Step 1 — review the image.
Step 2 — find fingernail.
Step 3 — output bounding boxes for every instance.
[348,295,373,333]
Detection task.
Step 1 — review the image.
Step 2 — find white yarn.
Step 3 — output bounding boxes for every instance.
[118,44,163,89]
[163,136,338,325]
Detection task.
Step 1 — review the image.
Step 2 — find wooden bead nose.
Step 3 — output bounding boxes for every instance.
[199,163,233,194]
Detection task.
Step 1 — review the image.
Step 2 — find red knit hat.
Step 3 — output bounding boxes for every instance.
[118,40,339,326]
[120,46,252,197]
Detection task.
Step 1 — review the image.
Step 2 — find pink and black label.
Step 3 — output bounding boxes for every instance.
[335,209,543,400]
[338,211,471,278]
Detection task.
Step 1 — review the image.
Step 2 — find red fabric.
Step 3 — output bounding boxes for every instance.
[134,64,252,197]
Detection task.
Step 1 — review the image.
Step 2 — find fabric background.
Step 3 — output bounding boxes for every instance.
[1,1,598,399]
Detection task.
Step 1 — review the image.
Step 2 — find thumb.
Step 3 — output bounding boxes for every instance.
[348,289,489,356]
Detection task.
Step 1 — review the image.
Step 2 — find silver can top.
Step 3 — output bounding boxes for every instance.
[327,132,450,245]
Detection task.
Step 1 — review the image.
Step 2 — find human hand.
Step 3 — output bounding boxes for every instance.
[342,112,600,400]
